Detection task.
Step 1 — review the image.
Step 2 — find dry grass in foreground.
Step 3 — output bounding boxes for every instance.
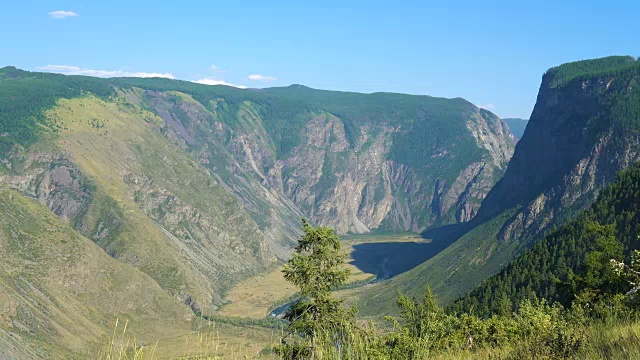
[99,319,280,360]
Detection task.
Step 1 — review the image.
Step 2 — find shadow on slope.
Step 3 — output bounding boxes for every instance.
[350,223,472,280]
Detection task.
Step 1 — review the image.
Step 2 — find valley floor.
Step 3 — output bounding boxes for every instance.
[216,233,422,319]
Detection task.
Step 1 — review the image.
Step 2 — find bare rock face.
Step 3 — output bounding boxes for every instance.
[141,91,304,259]
[477,63,640,245]
[135,88,516,237]
[356,58,640,308]
[0,152,93,225]
[262,110,514,234]
[124,88,516,238]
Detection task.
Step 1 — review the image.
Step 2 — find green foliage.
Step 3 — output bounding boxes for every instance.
[276,219,355,358]
[612,249,640,309]
[282,219,350,299]
[386,289,585,358]
[452,163,640,318]
[384,287,449,358]
[582,222,624,292]
[0,66,115,155]
[306,287,587,359]
[545,56,640,88]
[278,194,640,359]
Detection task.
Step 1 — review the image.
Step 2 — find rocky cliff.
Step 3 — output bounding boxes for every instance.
[260,86,515,233]
[106,80,516,237]
[359,56,640,311]
[478,56,640,244]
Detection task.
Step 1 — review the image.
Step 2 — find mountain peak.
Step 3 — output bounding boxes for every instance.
[0,66,24,77]
[287,84,312,90]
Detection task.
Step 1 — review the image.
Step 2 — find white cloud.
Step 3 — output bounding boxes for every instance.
[478,104,496,110]
[193,78,247,89]
[210,65,221,71]
[248,74,277,82]
[49,10,79,19]
[38,65,175,79]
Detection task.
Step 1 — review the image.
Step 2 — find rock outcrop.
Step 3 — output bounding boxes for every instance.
[359,56,640,309]
[137,85,515,236]
[478,57,640,244]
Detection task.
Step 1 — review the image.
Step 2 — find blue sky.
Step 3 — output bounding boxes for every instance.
[2,0,639,118]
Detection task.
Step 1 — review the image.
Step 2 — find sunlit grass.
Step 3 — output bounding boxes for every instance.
[100,318,281,359]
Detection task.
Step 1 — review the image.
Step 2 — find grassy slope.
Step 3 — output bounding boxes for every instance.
[46,94,273,309]
[423,320,640,359]
[452,164,640,316]
[355,212,517,316]
[0,186,193,358]
[0,67,311,252]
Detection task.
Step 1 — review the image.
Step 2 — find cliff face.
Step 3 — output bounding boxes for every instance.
[478,57,640,243]
[123,84,515,236]
[358,56,640,310]
[258,87,516,234]
[264,107,514,234]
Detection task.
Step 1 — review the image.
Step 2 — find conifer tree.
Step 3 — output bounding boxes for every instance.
[275,219,352,359]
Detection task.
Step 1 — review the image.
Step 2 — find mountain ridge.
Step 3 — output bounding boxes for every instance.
[357,55,640,314]
[502,118,528,139]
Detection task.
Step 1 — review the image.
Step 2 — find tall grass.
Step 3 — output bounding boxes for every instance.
[100,316,640,359]
[101,319,156,360]
[577,320,640,359]
[305,319,640,360]
[99,319,278,360]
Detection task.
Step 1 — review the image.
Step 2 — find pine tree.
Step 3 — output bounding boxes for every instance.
[275,219,352,359]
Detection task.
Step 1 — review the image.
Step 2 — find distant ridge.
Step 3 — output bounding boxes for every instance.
[503,118,528,140]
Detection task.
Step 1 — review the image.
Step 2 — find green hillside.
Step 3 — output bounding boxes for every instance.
[0,69,285,314]
[1,66,514,240]
[270,167,640,360]
[0,186,193,358]
[451,163,640,316]
[545,55,640,88]
[0,66,314,159]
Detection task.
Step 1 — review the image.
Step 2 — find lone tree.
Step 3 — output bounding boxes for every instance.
[275,219,353,359]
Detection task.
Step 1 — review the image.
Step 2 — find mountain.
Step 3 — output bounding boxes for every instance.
[0,68,281,316]
[0,186,193,358]
[358,56,640,313]
[451,163,640,316]
[0,66,514,353]
[502,118,528,139]
[260,85,515,232]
